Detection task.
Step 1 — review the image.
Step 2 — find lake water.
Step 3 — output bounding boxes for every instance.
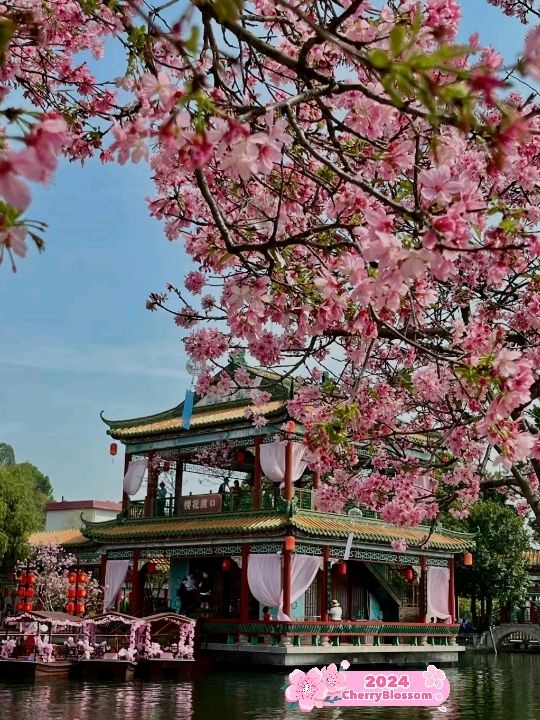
[1,655,539,720]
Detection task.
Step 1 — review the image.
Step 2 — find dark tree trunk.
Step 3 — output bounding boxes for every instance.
[486,597,493,626]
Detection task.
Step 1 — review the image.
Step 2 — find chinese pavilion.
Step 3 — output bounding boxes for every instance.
[80,359,473,664]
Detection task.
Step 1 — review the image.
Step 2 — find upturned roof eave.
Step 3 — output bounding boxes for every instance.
[107,404,290,443]
[101,362,293,431]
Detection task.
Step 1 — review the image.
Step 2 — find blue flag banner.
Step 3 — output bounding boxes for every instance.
[181,389,195,429]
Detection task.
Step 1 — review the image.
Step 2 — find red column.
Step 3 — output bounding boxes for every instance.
[174,461,183,515]
[418,556,427,623]
[283,544,292,618]
[130,549,141,616]
[99,554,107,611]
[448,557,456,622]
[321,547,329,621]
[240,544,250,621]
[253,438,262,510]
[284,440,294,502]
[122,452,131,513]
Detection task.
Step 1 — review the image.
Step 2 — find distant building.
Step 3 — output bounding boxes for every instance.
[44,500,122,531]
[525,550,540,604]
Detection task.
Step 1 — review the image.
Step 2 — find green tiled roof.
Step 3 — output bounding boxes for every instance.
[82,509,473,551]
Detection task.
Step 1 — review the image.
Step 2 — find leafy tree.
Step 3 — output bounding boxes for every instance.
[447,500,530,625]
[0,462,53,573]
[0,444,15,466]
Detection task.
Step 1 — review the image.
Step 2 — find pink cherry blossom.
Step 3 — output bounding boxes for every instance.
[391,539,408,553]
[523,26,540,82]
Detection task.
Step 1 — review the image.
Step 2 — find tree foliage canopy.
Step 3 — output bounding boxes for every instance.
[447,499,531,610]
[0,455,53,572]
[2,1,540,530]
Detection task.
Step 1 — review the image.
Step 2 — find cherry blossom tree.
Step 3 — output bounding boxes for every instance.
[25,543,103,613]
[2,1,540,528]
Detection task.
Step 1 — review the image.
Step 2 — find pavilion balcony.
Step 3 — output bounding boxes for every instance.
[125,488,318,520]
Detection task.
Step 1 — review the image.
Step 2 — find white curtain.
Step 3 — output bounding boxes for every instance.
[290,555,320,606]
[247,554,283,614]
[123,459,148,496]
[427,566,452,622]
[103,560,130,609]
[259,441,307,485]
[247,554,320,621]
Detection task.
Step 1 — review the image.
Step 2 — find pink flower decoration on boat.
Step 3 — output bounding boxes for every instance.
[321,663,347,696]
[423,664,446,690]
[285,667,328,712]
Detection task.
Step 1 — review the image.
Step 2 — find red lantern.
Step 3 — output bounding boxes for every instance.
[18,573,27,585]
[222,559,231,572]
[78,572,88,584]
[284,421,296,433]
[110,442,118,456]
[235,450,246,464]
[27,574,36,585]
[338,561,347,577]
[25,587,35,599]
[67,587,76,599]
[284,535,296,553]
[404,567,414,583]
[16,601,25,612]
[68,572,77,584]
[146,562,156,575]
[66,601,75,614]
[463,552,473,566]
[76,602,85,615]
[163,462,170,473]
[76,587,86,599]
[24,602,33,612]
[16,586,26,598]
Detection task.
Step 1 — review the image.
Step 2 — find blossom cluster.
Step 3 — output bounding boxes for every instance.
[2,1,540,525]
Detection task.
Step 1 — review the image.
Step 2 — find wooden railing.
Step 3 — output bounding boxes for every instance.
[126,488,315,519]
[200,619,460,648]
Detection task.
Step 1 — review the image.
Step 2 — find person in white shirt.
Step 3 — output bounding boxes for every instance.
[329,599,343,621]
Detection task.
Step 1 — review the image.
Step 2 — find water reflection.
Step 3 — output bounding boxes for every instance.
[0,656,539,720]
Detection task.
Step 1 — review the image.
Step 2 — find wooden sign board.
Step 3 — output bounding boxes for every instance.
[178,494,222,514]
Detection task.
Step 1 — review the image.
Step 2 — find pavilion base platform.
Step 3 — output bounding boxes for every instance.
[199,620,463,668]
[202,643,464,668]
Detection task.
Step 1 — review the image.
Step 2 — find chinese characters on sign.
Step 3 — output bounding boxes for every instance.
[179,494,222,514]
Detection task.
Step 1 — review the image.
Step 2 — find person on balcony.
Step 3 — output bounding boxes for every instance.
[263,606,273,622]
[329,599,343,621]
[199,572,212,611]
[157,482,167,516]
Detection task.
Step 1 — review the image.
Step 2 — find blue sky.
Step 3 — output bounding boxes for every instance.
[0,2,530,502]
